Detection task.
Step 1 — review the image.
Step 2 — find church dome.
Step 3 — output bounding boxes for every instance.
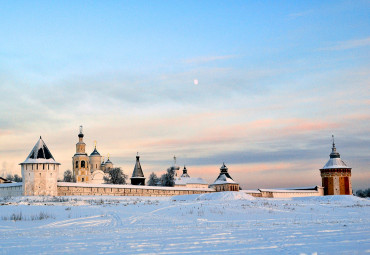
[90,147,101,156]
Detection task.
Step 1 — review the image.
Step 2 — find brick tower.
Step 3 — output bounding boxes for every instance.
[320,136,352,195]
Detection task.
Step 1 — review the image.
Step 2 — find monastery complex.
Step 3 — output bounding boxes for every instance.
[0,128,352,198]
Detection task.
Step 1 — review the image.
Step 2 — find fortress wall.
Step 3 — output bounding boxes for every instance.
[0,183,23,197]
[57,183,215,197]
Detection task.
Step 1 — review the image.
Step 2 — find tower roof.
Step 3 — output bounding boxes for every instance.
[321,136,351,169]
[131,154,145,178]
[215,162,233,180]
[20,137,60,165]
[90,142,101,156]
[181,165,190,178]
[210,174,236,186]
[78,125,84,138]
[90,148,101,156]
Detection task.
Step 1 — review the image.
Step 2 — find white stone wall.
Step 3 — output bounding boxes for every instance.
[0,183,23,197]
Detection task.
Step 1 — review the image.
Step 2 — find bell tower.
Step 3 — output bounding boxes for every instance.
[72,126,91,182]
[320,136,352,195]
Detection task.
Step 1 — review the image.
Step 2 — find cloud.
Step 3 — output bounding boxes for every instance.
[183,55,238,64]
[318,37,370,51]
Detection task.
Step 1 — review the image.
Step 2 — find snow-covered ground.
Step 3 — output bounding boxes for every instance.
[0,192,369,254]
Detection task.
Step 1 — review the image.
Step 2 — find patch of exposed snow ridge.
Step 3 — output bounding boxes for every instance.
[172,191,255,201]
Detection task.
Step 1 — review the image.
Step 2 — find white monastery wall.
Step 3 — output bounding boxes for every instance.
[0,183,23,197]
[57,182,215,197]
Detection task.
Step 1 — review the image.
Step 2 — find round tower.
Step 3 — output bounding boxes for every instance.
[320,136,352,195]
[100,157,106,172]
[20,136,60,196]
[72,126,91,182]
[104,154,113,172]
[89,141,102,173]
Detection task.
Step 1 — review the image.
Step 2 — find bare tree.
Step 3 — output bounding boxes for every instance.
[104,167,127,184]
[63,170,74,182]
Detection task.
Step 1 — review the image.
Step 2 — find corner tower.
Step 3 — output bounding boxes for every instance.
[72,126,91,182]
[210,163,239,192]
[131,153,145,185]
[320,136,352,195]
[20,137,60,196]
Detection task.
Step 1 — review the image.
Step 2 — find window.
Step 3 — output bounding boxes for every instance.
[96,164,97,169]
[82,178,85,182]
[75,161,79,168]
[81,161,85,168]
[48,165,49,170]
[43,164,45,170]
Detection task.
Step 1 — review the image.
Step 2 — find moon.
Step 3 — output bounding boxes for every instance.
[194,79,198,85]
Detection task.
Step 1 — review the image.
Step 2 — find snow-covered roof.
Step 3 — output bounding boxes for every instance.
[258,188,321,193]
[20,137,60,165]
[321,141,350,169]
[0,182,22,187]
[57,182,215,192]
[322,158,350,169]
[240,190,262,194]
[175,177,208,186]
[131,155,144,178]
[210,174,236,186]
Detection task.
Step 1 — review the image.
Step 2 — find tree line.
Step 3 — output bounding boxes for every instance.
[5,174,22,182]
[355,188,370,198]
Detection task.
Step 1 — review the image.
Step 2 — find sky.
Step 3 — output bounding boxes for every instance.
[0,1,369,189]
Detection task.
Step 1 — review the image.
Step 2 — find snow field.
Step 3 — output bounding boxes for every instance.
[0,193,369,254]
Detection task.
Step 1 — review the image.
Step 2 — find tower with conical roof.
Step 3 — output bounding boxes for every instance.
[131,153,145,185]
[20,136,60,196]
[320,136,352,195]
[210,163,239,192]
[181,165,190,178]
[72,126,91,182]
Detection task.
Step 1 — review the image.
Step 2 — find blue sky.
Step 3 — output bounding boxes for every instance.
[0,1,369,189]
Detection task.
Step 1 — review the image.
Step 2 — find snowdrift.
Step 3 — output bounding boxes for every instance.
[172,191,255,201]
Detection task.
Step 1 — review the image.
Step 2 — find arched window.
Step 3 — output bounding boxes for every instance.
[75,161,79,168]
[81,161,85,168]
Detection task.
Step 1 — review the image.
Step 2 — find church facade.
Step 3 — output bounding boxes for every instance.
[72,126,112,184]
